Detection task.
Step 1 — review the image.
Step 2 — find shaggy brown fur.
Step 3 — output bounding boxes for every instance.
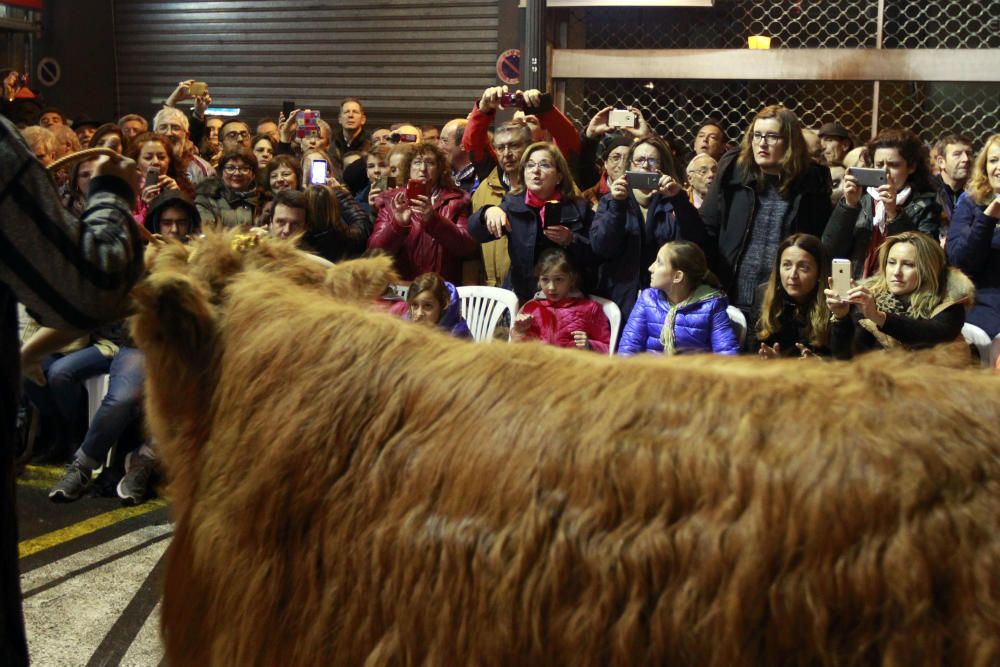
[131,232,1000,667]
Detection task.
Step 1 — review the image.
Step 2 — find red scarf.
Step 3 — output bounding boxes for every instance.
[524,189,563,227]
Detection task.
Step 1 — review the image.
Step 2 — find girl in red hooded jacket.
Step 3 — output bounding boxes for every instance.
[511,248,610,353]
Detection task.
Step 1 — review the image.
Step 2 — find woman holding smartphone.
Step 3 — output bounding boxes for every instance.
[590,137,706,321]
[946,133,1000,344]
[368,142,475,285]
[468,141,594,303]
[301,148,372,243]
[126,132,192,228]
[825,231,971,359]
[823,128,942,280]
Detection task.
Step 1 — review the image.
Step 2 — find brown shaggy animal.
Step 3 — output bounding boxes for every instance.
[131,232,1000,667]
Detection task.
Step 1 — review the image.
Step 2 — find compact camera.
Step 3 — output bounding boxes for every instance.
[608,109,639,129]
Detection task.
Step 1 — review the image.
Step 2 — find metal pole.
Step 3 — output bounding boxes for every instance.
[523,0,547,91]
[871,0,885,140]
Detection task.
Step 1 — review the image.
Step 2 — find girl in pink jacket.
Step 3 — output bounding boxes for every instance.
[511,249,611,353]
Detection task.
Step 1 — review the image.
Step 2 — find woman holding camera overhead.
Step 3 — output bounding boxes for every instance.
[822,128,941,280]
[825,231,971,359]
[367,142,475,285]
[590,137,706,322]
[468,141,595,304]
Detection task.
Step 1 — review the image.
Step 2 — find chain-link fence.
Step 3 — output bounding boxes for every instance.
[555,1,1000,152]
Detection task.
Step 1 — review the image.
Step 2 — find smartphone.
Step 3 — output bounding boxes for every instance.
[282,100,295,118]
[625,170,659,190]
[499,92,523,108]
[406,179,427,201]
[386,175,399,189]
[847,167,887,188]
[297,109,321,138]
[189,81,208,96]
[145,167,160,187]
[608,109,638,129]
[542,201,561,228]
[831,259,852,297]
[309,159,328,185]
[374,175,389,192]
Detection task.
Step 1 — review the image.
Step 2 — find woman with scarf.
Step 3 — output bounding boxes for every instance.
[368,142,476,285]
[468,141,594,304]
[195,148,262,229]
[825,231,972,359]
[619,240,739,356]
[822,128,942,280]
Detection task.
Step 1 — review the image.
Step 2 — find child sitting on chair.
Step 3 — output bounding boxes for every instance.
[619,240,740,356]
[511,249,611,353]
[397,272,471,339]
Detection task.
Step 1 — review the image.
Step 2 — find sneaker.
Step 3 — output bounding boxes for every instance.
[49,462,91,502]
[116,453,157,506]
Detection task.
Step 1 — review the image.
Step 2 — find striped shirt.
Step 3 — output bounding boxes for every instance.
[1,111,141,666]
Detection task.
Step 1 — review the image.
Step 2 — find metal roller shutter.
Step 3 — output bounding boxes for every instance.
[113,0,499,127]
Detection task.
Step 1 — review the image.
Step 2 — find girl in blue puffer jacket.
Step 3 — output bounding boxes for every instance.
[619,241,740,356]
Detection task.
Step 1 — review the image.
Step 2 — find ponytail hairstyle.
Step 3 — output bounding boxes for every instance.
[659,241,721,290]
[756,233,830,348]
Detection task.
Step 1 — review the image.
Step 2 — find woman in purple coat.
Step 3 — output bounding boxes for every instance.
[619,240,739,356]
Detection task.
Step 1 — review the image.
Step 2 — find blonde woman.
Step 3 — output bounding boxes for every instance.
[825,231,972,359]
[946,133,1000,340]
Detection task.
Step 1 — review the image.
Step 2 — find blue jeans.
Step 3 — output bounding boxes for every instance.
[25,345,111,431]
[77,346,145,467]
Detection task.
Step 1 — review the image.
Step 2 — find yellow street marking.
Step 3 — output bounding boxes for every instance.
[18,499,169,559]
[20,464,66,483]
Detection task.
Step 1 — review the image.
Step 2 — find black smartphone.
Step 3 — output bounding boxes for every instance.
[145,167,160,187]
[542,200,561,228]
[282,100,295,118]
[625,171,659,190]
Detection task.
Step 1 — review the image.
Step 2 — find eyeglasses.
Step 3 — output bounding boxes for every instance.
[631,157,660,168]
[223,165,253,175]
[494,142,525,154]
[224,130,250,140]
[751,132,783,145]
[605,153,627,164]
[411,159,436,169]
[524,161,555,171]
[689,167,716,176]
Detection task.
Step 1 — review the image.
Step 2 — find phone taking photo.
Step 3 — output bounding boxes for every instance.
[831,259,852,298]
[145,167,160,188]
[406,179,427,201]
[847,167,887,189]
[309,159,328,185]
[625,170,659,191]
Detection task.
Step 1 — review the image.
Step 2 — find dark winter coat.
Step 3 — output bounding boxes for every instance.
[946,192,1000,336]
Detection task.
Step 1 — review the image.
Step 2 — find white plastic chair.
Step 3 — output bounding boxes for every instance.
[726,306,748,347]
[961,323,993,368]
[589,295,621,356]
[457,286,519,343]
[84,374,110,425]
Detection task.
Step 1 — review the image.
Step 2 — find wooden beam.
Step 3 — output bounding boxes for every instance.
[552,49,1000,82]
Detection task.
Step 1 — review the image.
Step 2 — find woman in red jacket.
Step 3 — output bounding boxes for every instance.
[367,142,477,284]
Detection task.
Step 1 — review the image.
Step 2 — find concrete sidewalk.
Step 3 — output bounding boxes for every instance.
[17,465,171,666]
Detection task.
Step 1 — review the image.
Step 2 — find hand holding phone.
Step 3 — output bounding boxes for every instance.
[499,92,524,109]
[625,171,659,191]
[309,159,328,185]
[406,179,428,201]
[608,109,639,129]
[831,259,851,298]
[189,81,208,96]
[847,167,887,189]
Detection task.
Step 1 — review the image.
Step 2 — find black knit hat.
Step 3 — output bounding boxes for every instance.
[599,133,633,161]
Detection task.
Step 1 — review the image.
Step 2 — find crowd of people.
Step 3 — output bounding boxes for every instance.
[6,72,1000,506]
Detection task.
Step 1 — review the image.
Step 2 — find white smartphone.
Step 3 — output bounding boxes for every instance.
[309,159,328,185]
[608,109,638,129]
[831,259,852,297]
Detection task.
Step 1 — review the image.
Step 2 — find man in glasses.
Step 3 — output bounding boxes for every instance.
[220,120,252,153]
